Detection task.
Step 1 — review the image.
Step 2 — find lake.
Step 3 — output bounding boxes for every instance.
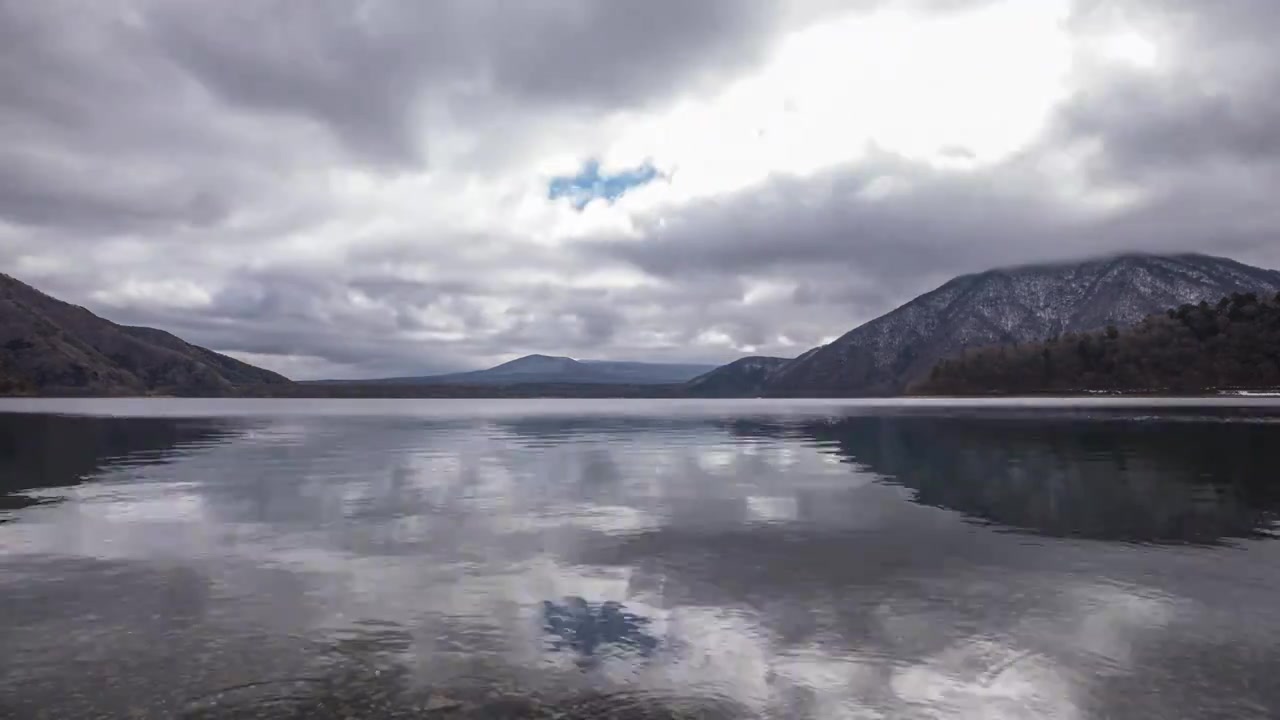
[3,398,1280,719]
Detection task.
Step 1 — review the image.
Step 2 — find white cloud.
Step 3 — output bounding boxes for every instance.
[599,0,1073,208]
[92,278,214,311]
[3,0,1279,377]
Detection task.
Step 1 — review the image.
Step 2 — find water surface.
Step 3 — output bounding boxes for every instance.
[3,398,1280,719]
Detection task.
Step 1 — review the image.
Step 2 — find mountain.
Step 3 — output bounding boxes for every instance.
[574,359,720,384]
[915,291,1280,395]
[765,253,1280,397]
[685,356,792,397]
[0,272,290,396]
[351,354,717,386]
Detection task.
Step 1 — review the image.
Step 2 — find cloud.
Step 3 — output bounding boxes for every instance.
[142,0,784,166]
[3,0,1280,378]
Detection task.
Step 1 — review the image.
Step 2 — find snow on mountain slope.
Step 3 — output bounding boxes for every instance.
[685,356,792,397]
[765,253,1280,396]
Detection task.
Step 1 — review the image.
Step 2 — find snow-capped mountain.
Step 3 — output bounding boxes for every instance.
[764,253,1280,397]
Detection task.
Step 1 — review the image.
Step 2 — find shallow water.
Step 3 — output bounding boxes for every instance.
[3,398,1280,719]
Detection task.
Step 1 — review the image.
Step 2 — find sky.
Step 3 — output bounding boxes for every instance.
[4,0,1280,380]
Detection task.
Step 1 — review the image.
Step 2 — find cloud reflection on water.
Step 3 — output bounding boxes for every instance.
[2,404,1280,717]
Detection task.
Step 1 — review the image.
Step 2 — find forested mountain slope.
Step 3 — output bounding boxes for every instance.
[914,292,1280,394]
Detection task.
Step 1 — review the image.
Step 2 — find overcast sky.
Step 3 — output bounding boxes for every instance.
[4,0,1280,379]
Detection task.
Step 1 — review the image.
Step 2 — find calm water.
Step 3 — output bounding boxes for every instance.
[3,398,1280,719]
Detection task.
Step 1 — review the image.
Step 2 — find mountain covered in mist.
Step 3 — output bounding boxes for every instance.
[345,354,717,386]
[0,273,290,396]
[759,253,1280,397]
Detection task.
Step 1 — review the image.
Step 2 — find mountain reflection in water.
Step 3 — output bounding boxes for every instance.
[784,413,1280,544]
[2,399,1280,719]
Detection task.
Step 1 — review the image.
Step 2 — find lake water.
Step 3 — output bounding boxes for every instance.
[3,398,1280,719]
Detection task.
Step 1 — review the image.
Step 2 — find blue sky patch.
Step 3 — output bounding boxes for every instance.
[548,159,661,210]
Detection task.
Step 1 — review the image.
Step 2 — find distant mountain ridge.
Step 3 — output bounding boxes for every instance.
[685,356,792,397]
[0,273,290,396]
[7,252,1280,399]
[763,253,1280,397]
[344,354,717,386]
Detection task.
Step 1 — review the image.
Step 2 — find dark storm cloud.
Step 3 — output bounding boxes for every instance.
[144,0,780,166]
[0,0,781,232]
[1061,0,1280,178]
[1065,79,1280,175]
[0,152,231,231]
[1037,0,1280,266]
[0,2,244,232]
[593,153,1079,281]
